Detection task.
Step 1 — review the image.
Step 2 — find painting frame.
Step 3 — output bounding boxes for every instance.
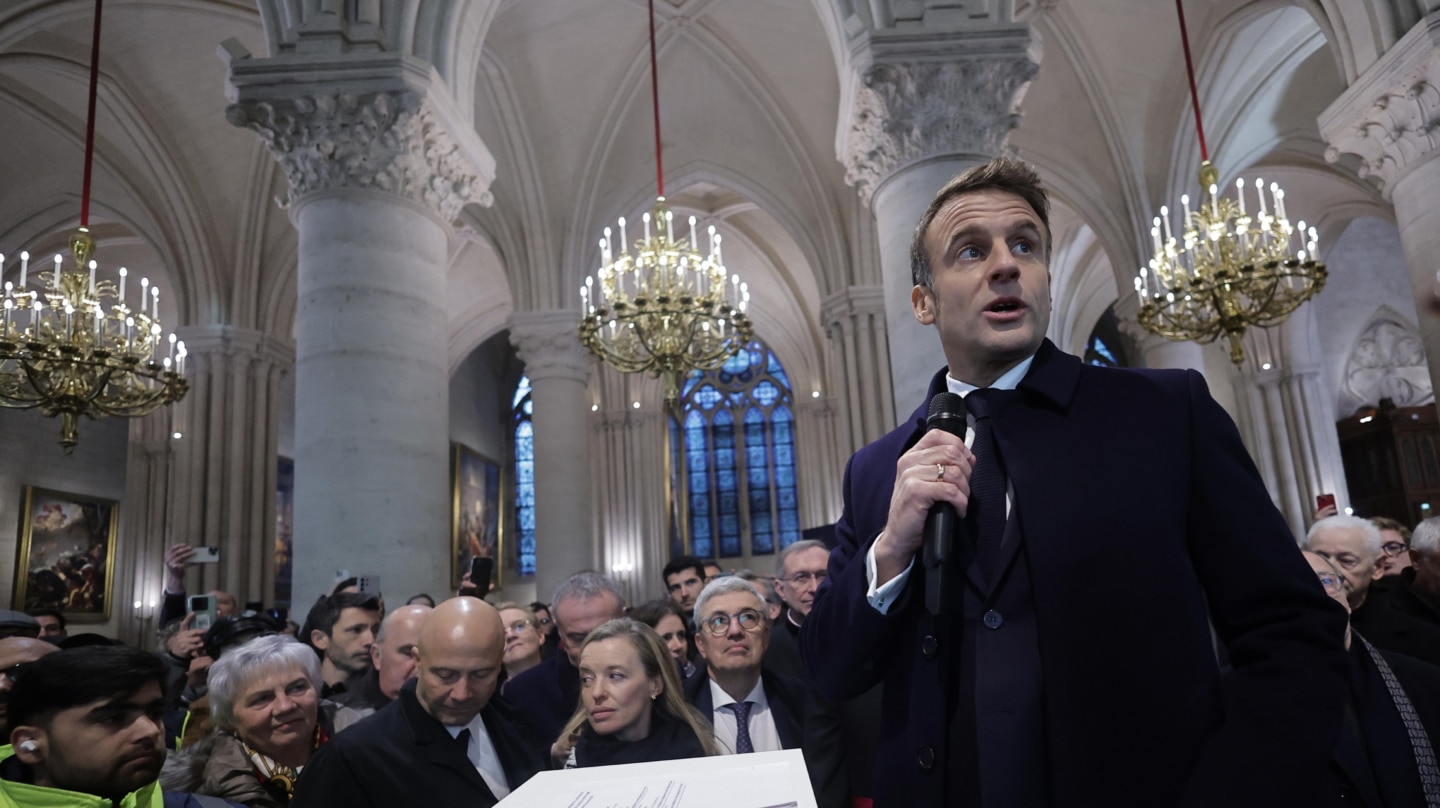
[12,486,119,622]
[452,444,503,590]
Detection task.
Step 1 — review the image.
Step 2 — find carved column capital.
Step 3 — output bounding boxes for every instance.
[174,325,295,373]
[821,285,888,331]
[510,309,592,384]
[1319,13,1440,197]
[843,45,1038,205]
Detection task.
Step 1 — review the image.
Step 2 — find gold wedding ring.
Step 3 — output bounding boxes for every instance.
[935,463,945,482]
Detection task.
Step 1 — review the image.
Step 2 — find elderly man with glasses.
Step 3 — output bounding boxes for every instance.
[1300,550,1440,806]
[1304,515,1440,667]
[682,577,845,807]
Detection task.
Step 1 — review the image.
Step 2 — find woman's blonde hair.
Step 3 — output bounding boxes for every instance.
[557,618,717,756]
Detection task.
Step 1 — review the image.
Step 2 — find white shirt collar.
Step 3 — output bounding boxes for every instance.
[709,676,769,712]
[946,353,1035,396]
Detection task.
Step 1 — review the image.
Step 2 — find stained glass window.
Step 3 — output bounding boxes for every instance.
[512,376,536,577]
[677,341,801,557]
[1084,305,1130,368]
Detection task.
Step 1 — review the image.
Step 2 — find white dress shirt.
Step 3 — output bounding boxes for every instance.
[445,712,511,799]
[708,677,783,754]
[865,355,1033,613]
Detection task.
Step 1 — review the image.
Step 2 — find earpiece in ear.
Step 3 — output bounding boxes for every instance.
[18,740,38,753]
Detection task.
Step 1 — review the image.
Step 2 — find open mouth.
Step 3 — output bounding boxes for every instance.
[986,298,1024,314]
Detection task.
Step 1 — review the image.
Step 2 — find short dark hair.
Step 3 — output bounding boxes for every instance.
[529,601,550,614]
[26,608,65,629]
[662,556,707,584]
[6,646,165,732]
[909,155,1052,289]
[299,592,380,653]
[406,593,436,608]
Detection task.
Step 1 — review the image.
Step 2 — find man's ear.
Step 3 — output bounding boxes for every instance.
[310,629,331,652]
[912,285,936,325]
[1372,563,1387,582]
[10,727,45,764]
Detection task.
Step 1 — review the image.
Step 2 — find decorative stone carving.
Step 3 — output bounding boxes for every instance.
[226,91,489,222]
[820,285,886,334]
[510,310,592,382]
[843,57,1038,203]
[1319,15,1440,195]
[1343,308,1433,410]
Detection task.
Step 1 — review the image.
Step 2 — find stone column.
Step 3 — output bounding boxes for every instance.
[226,53,495,606]
[842,30,1039,414]
[822,285,896,449]
[162,326,291,606]
[117,412,177,649]
[1321,12,1440,411]
[511,310,596,603]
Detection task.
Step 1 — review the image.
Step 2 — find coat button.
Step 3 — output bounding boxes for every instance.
[917,745,935,771]
[983,610,1004,630]
[921,635,939,659]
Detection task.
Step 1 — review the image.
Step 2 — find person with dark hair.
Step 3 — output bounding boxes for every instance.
[628,600,695,678]
[25,609,65,643]
[2,646,237,807]
[555,618,716,767]
[405,593,436,608]
[298,593,380,698]
[332,604,431,732]
[703,561,723,583]
[661,556,707,617]
[1371,517,1414,578]
[529,602,560,661]
[801,155,1348,807]
[291,598,546,808]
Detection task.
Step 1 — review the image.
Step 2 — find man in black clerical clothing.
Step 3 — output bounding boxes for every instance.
[503,571,626,741]
[292,597,546,808]
[800,156,1348,808]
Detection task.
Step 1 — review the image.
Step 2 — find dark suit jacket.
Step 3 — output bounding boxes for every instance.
[800,340,1349,808]
[1374,568,1440,629]
[683,666,845,808]
[1351,590,1440,666]
[501,650,580,744]
[291,680,546,808]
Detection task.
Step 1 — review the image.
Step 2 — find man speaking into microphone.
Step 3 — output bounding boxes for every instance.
[799,157,1347,808]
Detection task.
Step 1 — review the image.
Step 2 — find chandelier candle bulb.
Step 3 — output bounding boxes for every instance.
[88,260,96,295]
[152,286,159,319]
[52,255,61,290]
[619,217,628,253]
[1209,185,1219,219]
[1181,194,1192,227]
[689,216,697,251]
[643,212,651,245]
[19,252,27,288]
[1161,206,1173,245]
[1236,178,1246,215]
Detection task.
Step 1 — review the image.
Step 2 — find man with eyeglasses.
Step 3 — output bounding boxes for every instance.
[1378,516,1440,632]
[1304,515,1440,666]
[1371,517,1415,578]
[1300,550,1440,805]
[682,577,844,808]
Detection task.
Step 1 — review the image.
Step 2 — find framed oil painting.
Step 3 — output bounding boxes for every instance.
[13,487,119,621]
[452,444,502,589]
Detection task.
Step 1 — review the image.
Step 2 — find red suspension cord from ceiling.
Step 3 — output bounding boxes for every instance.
[80,0,104,227]
[648,0,664,198]
[1175,0,1209,162]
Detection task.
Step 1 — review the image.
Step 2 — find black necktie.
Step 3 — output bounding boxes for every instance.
[732,701,755,754]
[965,389,1007,580]
[455,727,472,763]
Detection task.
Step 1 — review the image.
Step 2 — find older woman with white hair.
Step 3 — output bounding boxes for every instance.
[161,633,331,807]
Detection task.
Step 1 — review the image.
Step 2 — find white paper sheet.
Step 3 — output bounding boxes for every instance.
[497,749,815,808]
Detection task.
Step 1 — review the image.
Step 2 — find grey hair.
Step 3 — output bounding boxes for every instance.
[551,571,626,611]
[207,634,322,731]
[1304,515,1383,558]
[734,571,781,609]
[1413,517,1440,555]
[693,576,768,623]
[775,539,829,578]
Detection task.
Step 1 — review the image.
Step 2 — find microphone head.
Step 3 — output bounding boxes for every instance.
[926,392,967,437]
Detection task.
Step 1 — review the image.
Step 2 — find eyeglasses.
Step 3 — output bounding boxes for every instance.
[781,570,827,587]
[1315,572,1346,595]
[1381,541,1409,557]
[505,620,533,634]
[701,608,765,636]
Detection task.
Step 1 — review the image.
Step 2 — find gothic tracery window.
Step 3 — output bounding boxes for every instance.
[675,342,800,558]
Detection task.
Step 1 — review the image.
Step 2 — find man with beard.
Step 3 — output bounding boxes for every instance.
[292,598,546,808]
[2,646,230,807]
[300,592,381,698]
[333,603,432,732]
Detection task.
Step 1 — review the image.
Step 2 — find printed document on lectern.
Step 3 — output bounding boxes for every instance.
[496,748,817,808]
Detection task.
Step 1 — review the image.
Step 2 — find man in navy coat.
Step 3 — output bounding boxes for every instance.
[799,156,1349,808]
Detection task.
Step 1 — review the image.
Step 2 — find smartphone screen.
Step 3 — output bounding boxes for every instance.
[470,557,494,592]
[189,594,218,631]
[1316,493,1337,511]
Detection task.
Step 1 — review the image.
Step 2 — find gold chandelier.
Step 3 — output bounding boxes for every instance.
[0,0,187,451]
[1135,0,1326,365]
[577,0,751,402]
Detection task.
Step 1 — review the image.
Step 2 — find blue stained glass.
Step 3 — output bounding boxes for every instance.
[693,537,713,560]
[695,385,722,410]
[1094,338,1117,363]
[686,409,713,550]
[754,381,779,408]
[682,369,704,396]
[513,380,537,577]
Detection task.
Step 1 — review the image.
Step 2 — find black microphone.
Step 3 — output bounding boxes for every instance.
[923,392,967,617]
